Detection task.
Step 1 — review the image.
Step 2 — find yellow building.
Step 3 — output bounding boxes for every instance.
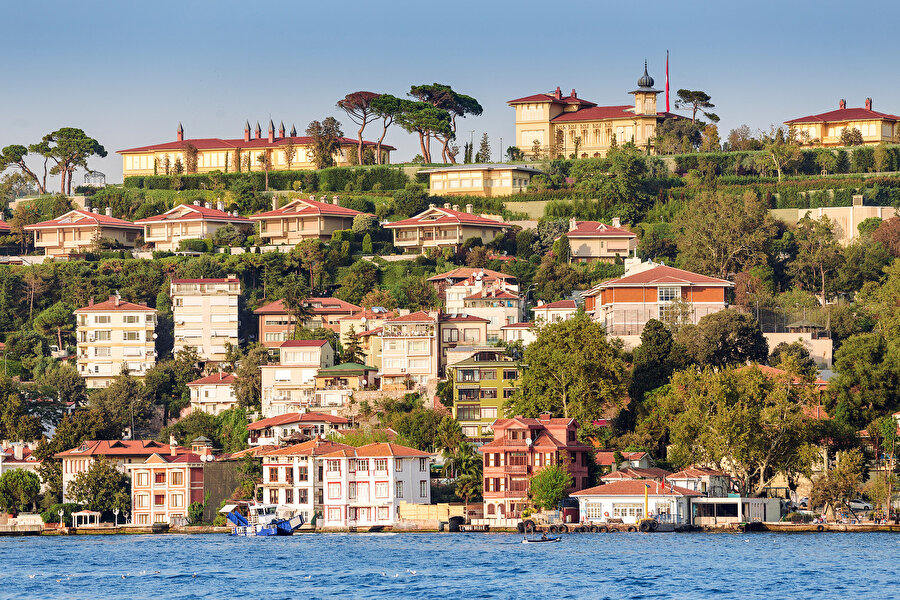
[117,122,394,178]
[385,204,512,253]
[785,98,900,147]
[422,165,542,197]
[74,295,158,388]
[509,63,681,158]
[170,276,240,363]
[24,208,142,257]
[135,200,253,252]
[251,196,367,246]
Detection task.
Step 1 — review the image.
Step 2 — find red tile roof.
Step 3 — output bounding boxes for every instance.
[187,372,236,386]
[427,267,516,282]
[303,297,362,314]
[535,300,577,310]
[253,299,289,314]
[464,289,520,301]
[594,451,648,466]
[250,198,365,220]
[386,311,435,323]
[598,265,733,287]
[320,442,431,458]
[439,314,490,323]
[74,296,156,313]
[135,204,252,224]
[248,411,349,431]
[573,479,701,497]
[785,106,900,124]
[358,326,383,337]
[118,135,395,154]
[24,209,142,230]
[0,447,37,463]
[171,277,239,284]
[338,309,398,321]
[385,207,511,229]
[666,466,728,480]
[55,440,183,459]
[262,438,355,457]
[566,221,636,238]
[280,339,328,348]
[0,220,10,234]
[227,445,278,458]
[551,107,682,123]
[501,322,534,329]
[737,364,828,388]
[507,91,597,107]
[600,466,671,481]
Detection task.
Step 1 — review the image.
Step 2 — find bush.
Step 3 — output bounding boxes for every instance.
[178,238,212,253]
[41,503,83,526]
[188,501,204,524]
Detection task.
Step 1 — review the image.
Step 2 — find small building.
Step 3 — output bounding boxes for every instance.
[74,295,158,389]
[0,443,41,479]
[380,311,439,390]
[336,307,399,369]
[478,414,591,520]
[438,314,490,374]
[319,443,432,529]
[501,322,537,346]
[260,340,335,415]
[566,218,637,263]
[187,372,238,415]
[665,467,731,497]
[170,276,240,363]
[250,197,367,247]
[595,451,652,471]
[134,200,253,251]
[248,411,350,446]
[691,497,782,525]
[532,299,578,325]
[384,204,512,254]
[24,208,142,257]
[449,349,523,439]
[314,362,378,407]
[573,480,700,525]
[254,297,362,347]
[0,219,10,235]
[599,466,671,483]
[449,288,523,343]
[422,165,543,197]
[785,98,900,147]
[428,267,518,299]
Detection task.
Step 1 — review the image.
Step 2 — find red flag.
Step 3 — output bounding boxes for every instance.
[665,50,670,113]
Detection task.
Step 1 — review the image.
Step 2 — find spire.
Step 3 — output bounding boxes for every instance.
[244,120,251,142]
[176,122,184,142]
[255,121,262,139]
[267,119,275,143]
[278,121,285,138]
[290,124,297,137]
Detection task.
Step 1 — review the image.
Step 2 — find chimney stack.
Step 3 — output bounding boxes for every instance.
[465,204,473,213]
[612,217,621,228]
[13,445,22,461]
[177,122,184,142]
[217,200,225,212]
[429,203,436,209]
[204,202,211,209]
[452,204,459,212]
[105,207,112,217]
[244,120,251,142]
[554,86,562,100]
[571,89,577,98]
[332,196,339,205]
[255,122,262,139]
[88,298,94,306]
[539,412,551,421]
[569,216,577,231]
[444,203,451,209]
[866,97,873,111]
[169,435,177,456]
[839,99,846,110]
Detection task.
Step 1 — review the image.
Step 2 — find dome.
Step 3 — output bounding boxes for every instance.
[637,61,654,88]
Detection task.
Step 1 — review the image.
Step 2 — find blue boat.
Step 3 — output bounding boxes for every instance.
[221,503,304,537]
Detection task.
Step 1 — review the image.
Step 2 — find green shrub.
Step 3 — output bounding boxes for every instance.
[188,501,204,524]
[178,238,212,253]
[41,503,83,525]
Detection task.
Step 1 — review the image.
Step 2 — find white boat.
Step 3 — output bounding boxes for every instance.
[220,502,304,537]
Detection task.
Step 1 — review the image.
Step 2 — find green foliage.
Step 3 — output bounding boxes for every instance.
[66,457,131,517]
[178,238,212,253]
[768,341,819,379]
[392,183,429,218]
[676,309,768,367]
[630,320,684,402]
[809,449,865,513]
[188,501,205,524]
[0,469,40,514]
[40,502,82,525]
[529,464,573,511]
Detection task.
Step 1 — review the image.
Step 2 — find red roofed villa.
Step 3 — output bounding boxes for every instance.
[187,372,238,415]
[248,411,349,446]
[566,217,637,263]
[251,196,369,247]
[385,204,512,254]
[785,97,900,147]
[135,200,253,252]
[254,297,362,347]
[24,208,142,257]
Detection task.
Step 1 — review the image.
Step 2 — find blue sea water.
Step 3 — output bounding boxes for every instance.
[0,531,897,600]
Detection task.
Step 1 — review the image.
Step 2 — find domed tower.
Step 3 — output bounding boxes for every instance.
[629,60,661,116]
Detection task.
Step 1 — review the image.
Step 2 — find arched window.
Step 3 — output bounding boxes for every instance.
[487,504,496,515]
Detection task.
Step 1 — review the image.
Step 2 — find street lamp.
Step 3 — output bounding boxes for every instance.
[58,509,64,528]
[113,508,120,528]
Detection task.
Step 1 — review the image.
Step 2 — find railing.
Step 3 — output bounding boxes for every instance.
[506,465,529,474]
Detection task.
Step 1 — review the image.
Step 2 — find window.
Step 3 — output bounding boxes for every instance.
[285,489,293,505]
[612,503,644,519]
[442,329,459,342]
[585,502,605,520]
[154,494,165,506]
[481,407,497,419]
[419,480,428,497]
[154,472,166,484]
[395,459,403,472]
[377,507,389,521]
[658,287,679,302]
[95,330,111,341]
[503,370,518,380]
[274,369,291,382]
[480,388,497,399]
[419,458,428,472]
[136,472,149,487]
[355,459,368,473]
[136,494,149,508]
[503,389,516,399]
[123,315,139,324]
[327,460,341,473]
[137,514,149,525]
[298,489,308,504]
[269,467,279,482]
[328,507,341,522]
[374,459,387,473]
[171,471,183,486]
[269,489,279,504]
[375,481,389,498]
[95,347,111,357]
[395,481,404,497]
[124,331,140,341]
[348,482,357,500]
[170,493,183,508]
[479,369,496,381]
[328,482,341,499]
[457,404,479,421]
[463,329,480,342]
[298,466,308,481]
[94,315,111,324]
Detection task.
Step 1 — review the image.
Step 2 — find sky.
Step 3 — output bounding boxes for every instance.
[5,0,900,186]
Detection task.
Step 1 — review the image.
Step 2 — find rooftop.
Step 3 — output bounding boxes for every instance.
[566,220,637,238]
[385,206,511,229]
[24,209,142,231]
[573,479,701,497]
[74,295,156,313]
[187,372,236,386]
[597,264,733,288]
[248,411,349,431]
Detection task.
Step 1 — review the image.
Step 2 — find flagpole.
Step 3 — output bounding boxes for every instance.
[665,50,670,113]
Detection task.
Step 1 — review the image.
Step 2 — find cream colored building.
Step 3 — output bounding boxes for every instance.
[422,165,543,197]
[135,200,253,251]
[117,122,393,177]
[187,372,238,415]
[532,299,578,324]
[501,322,537,346]
[509,63,681,159]
[24,208,142,257]
[251,197,366,246]
[261,340,335,416]
[385,204,512,254]
[74,295,157,388]
[566,218,637,263]
[380,311,439,390]
[771,196,900,245]
[170,276,240,363]
[785,98,900,147]
[336,308,402,370]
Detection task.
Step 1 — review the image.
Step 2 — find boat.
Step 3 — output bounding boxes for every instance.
[522,536,561,544]
[221,502,305,537]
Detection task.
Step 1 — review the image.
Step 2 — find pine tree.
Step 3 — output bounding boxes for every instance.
[341,326,364,364]
[477,133,491,163]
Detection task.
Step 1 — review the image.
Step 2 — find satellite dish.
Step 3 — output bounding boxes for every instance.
[526,437,533,446]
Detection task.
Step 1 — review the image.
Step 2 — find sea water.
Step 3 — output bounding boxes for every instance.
[1,532,896,599]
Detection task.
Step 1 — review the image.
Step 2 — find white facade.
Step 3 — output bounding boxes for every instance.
[260,341,334,416]
[188,373,238,415]
[532,300,578,325]
[380,313,439,390]
[171,277,240,363]
[501,323,537,346]
[574,490,694,525]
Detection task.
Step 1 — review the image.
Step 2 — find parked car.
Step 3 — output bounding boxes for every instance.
[848,499,873,511]
[799,497,809,509]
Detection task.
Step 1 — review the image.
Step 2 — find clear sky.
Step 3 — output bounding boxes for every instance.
[5,0,900,185]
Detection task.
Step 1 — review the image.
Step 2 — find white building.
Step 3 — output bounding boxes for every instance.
[500,322,537,346]
[666,467,732,498]
[260,340,335,416]
[187,372,238,415]
[170,276,240,363]
[320,443,432,529]
[572,480,701,525]
[532,299,578,325]
[0,443,41,479]
[380,312,439,390]
[248,411,350,446]
[74,295,158,388]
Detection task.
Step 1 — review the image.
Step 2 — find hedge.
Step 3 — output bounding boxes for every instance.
[670,145,900,177]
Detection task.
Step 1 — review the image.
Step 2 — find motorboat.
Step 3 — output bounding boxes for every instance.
[221,502,304,536]
[522,536,561,544]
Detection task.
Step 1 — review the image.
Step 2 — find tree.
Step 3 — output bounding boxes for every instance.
[654,366,819,496]
[337,91,381,165]
[370,94,405,165]
[840,127,864,147]
[0,145,45,194]
[305,117,344,169]
[256,151,272,190]
[529,464,573,511]
[674,191,777,279]
[675,89,719,123]
[293,239,326,294]
[392,183,429,217]
[700,124,720,152]
[551,234,570,263]
[66,457,131,517]
[341,326,364,364]
[816,150,837,174]
[872,217,900,257]
[188,501,204,524]
[89,371,152,437]
[827,332,900,428]
[183,143,199,174]
[726,125,762,151]
[397,101,452,164]
[436,417,465,456]
[630,320,683,401]
[284,138,296,171]
[0,470,40,515]
[335,260,380,305]
[159,410,218,447]
[30,128,107,195]
[677,309,768,367]
[232,344,269,410]
[362,233,373,254]
[507,146,525,161]
[396,276,439,311]
[476,133,490,163]
[279,274,313,334]
[505,315,628,422]
[809,449,865,515]
[410,84,482,164]
[874,143,889,172]
[32,301,72,349]
[790,215,842,300]
[760,129,803,181]
[351,213,378,235]
[216,407,250,453]
[768,341,818,380]
[531,138,542,159]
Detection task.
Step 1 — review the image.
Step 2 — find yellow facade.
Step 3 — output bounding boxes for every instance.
[170,277,240,363]
[25,209,142,257]
[424,165,540,197]
[786,99,900,147]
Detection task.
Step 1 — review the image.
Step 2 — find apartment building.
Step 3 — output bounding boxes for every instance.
[248,411,349,446]
[74,295,157,388]
[320,443,432,529]
[380,312,439,390]
[260,340,335,416]
[385,204,512,254]
[428,267,518,299]
[170,276,240,363]
[566,218,637,263]
[24,208,142,257]
[337,307,399,369]
[449,349,523,439]
[500,322,537,346]
[187,372,238,415]
[127,450,206,525]
[255,297,361,347]
[314,362,378,407]
[134,200,252,252]
[478,415,591,520]
[437,314,489,376]
[251,197,366,246]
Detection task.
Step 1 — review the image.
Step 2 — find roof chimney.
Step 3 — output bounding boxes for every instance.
[290,124,297,137]
[255,122,262,139]
[273,197,279,211]
[177,122,184,142]
[429,203,436,209]
[612,217,621,228]
[569,216,577,231]
[839,99,846,110]
[444,203,451,209]
[217,200,225,212]
[13,445,22,461]
[105,207,112,217]
[452,204,459,212]
[332,196,339,205]
[111,294,120,306]
[554,86,562,100]
[244,120,251,142]
[571,89,577,98]
[866,97,873,111]
[169,435,177,456]
[465,204,473,214]
[268,119,275,143]
[204,202,211,209]
[539,412,551,421]
[88,298,94,306]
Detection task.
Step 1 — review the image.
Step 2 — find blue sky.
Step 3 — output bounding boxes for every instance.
[5,0,900,185]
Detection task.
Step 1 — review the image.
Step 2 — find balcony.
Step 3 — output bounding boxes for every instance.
[505,464,529,474]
